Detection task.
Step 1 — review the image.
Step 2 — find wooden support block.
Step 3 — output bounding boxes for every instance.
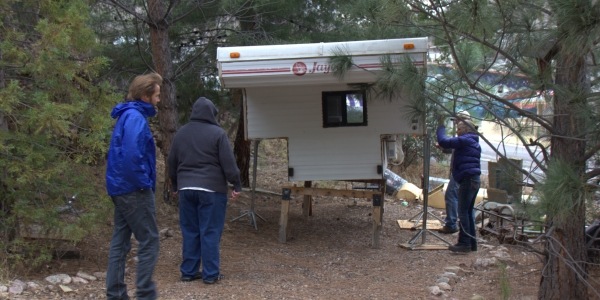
[281,186,382,199]
[398,243,449,250]
[279,199,290,243]
[53,247,81,259]
[19,224,74,241]
[303,181,312,218]
[397,219,444,230]
[303,195,312,219]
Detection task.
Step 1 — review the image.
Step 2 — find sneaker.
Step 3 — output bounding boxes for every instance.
[203,274,224,284]
[438,226,459,234]
[181,272,202,282]
[448,244,471,253]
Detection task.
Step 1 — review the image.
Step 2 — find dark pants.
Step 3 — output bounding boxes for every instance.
[179,190,228,282]
[457,175,481,247]
[106,189,159,300]
[443,174,459,229]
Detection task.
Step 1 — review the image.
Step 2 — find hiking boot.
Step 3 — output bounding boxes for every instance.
[181,272,202,282]
[438,226,459,234]
[448,244,471,253]
[203,274,224,284]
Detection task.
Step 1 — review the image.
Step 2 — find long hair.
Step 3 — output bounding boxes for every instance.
[126,73,163,101]
[458,119,478,133]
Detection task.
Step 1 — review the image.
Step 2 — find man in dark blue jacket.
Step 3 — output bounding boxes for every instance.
[437,119,481,252]
[105,73,162,300]
[168,97,242,284]
[438,110,472,234]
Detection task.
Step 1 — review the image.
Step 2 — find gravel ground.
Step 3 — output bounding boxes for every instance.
[3,140,544,300]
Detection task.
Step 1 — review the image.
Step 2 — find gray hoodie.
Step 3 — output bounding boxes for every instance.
[167,97,242,194]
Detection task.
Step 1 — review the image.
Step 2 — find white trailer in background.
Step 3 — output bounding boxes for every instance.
[217,37,428,247]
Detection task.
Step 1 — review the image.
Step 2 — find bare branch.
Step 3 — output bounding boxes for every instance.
[107,0,148,24]
[581,141,600,163]
[526,137,550,166]
[173,44,212,80]
[407,1,529,71]
[169,0,217,25]
[133,19,156,73]
[584,168,600,182]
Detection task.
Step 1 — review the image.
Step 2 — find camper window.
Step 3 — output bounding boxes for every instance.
[322,91,367,127]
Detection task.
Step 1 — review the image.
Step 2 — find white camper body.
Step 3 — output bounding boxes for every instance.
[217,38,428,183]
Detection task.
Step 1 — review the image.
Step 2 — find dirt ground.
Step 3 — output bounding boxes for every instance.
[5,140,545,300]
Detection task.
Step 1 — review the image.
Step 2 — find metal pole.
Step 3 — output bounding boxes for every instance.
[231,140,266,229]
[421,127,431,244]
[408,127,451,248]
[250,140,259,213]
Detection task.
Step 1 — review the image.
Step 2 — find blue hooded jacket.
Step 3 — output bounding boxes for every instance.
[106,100,157,196]
[436,125,481,183]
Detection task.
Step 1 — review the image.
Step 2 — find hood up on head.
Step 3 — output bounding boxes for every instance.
[190,97,219,126]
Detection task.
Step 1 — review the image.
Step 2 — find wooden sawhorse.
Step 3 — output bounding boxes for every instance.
[280,185,385,248]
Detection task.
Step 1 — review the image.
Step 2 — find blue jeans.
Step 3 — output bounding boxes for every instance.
[443,175,458,229]
[107,189,159,300]
[456,175,481,246]
[179,190,228,281]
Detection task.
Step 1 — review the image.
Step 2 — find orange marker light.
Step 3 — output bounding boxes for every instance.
[230,52,241,58]
[404,43,415,50]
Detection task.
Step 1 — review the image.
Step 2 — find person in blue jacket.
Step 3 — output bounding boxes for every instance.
[168,97,242,284]
[437,119,481,252]
[437,110,472,235]
[105,73,162,300]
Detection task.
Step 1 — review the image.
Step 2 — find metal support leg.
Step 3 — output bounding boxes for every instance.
[408,128,451,248]
[231,140,266,229]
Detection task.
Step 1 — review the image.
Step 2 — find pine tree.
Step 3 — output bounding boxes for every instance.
[339,0,600,298]
[0,0,119,267]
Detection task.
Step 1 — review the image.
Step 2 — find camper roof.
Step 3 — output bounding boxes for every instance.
[217,37,428,62]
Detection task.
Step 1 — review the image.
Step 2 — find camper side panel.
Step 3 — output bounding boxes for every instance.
[245,85,420,181]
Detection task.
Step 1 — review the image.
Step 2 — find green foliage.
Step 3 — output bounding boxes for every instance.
[0,0,118,268]
[532,159,588,228]
[444,0,501,39]
[498,261,511,300]
[347,106,364,123]
[398,134,445,171]
[90,0,234,118]
[329,45,354,81]
[340,0,423,39]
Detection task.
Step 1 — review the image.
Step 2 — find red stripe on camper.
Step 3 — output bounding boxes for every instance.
[222,68,290,75]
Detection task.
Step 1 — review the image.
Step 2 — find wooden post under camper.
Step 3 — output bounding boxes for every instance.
[302,181,312,218]
[279,197,290,243]
[280,185,383,245]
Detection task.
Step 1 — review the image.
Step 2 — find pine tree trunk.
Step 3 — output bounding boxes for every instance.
[538,53,588,300]
[147,0,179,202]
[232,11,255,188]
[233,89,250,187]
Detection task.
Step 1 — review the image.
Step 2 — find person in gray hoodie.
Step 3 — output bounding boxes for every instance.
[167,97,242,284]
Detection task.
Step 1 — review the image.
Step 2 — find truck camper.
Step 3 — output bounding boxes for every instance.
[217,37,428,247]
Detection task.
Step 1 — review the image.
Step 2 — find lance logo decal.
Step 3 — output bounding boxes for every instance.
[292,62,308,76]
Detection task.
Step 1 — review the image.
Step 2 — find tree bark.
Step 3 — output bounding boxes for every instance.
[233,89,250,187]
[232,10,255,187]
[538,53,588,299]
[147,0,179,202]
